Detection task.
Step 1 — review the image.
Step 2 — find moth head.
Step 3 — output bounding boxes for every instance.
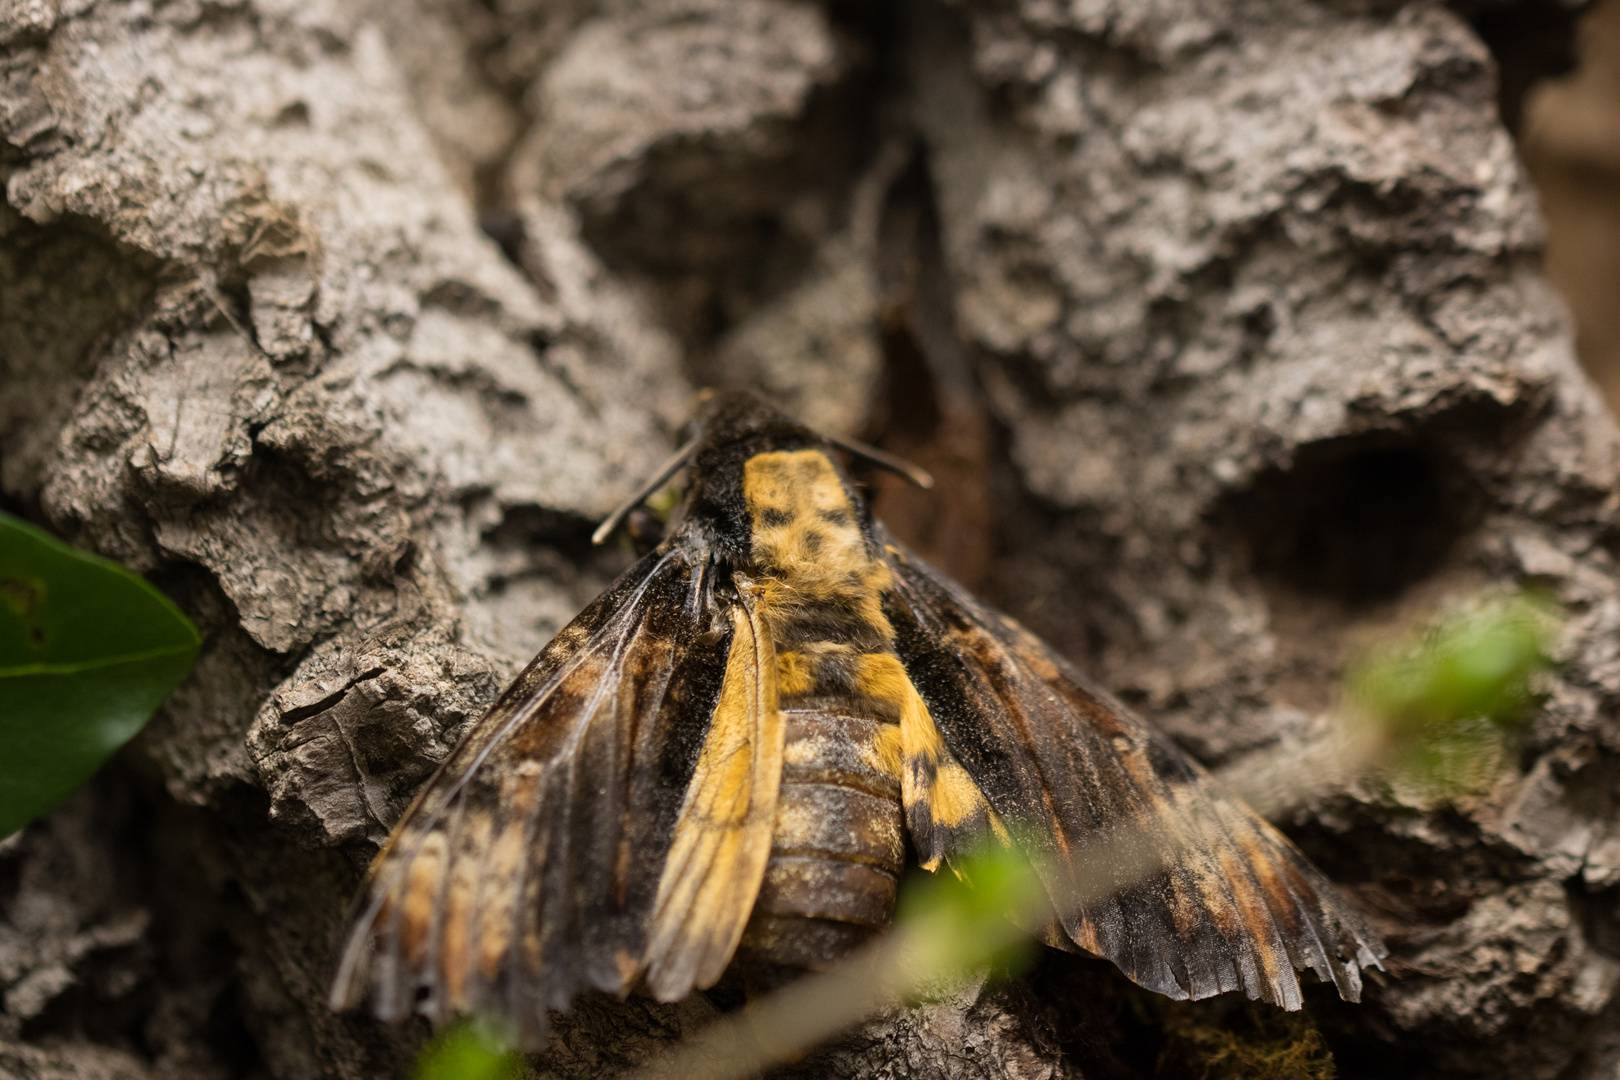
[688,387,808,447]
[591,389,932,547]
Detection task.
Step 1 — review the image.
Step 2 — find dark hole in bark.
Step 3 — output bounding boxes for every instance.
[1025,952,1174,1080]
[1308,972,1433,1080]
[480,504,599,555]
[477,502,634,603]
[476,200,526,271]
[866,152,948,448]
[1220,437,1480,607]
[0,482,25,517]
[1570,879,1620,960]
[1459,0,1580,135]
[853,149,1002,593]
[0,208,162,502]
[201,983,262,1075]
[872,308,943,445]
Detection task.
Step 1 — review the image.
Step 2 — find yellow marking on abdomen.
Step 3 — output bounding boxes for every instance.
[776,650,816,697]
[855,653,1008,861]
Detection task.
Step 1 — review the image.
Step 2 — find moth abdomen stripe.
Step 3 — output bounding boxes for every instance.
[752,857,899,929]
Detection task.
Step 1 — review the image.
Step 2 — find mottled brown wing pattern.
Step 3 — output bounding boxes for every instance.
[330,545,732,1046]
[880,529,1385,1010]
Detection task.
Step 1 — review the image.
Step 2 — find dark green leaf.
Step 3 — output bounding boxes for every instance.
[0,511,200,837]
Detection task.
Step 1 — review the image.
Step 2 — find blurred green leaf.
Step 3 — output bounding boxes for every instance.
[645,483,682,521]
[1346,590,1562,796]
[0,511,200,837]
[414,1019,523,1080]
[894,843,1042,985]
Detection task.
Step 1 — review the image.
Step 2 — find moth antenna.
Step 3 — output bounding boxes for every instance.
[823,432,934,490]
[592,433,703,545]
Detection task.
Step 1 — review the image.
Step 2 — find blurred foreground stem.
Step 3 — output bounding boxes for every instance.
[1225,589,1562,814]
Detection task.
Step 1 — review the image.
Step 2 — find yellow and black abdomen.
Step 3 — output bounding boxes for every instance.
[735,447,912,973]
[739,699,904,971]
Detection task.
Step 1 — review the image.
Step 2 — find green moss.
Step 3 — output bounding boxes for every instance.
[1155,1002,1335,1080]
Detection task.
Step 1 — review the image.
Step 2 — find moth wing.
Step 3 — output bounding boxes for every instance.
[331,543,770,1047]
[881,532,1385,1009]
[642,583,782,1000]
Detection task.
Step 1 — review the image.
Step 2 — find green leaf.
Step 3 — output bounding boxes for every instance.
[894,843,1041,984]
[413,1019,523,1080]
[1345,590,1562,797]
[0,511,200,837]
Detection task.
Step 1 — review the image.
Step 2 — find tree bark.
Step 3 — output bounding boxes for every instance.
[3,1,1618,1078]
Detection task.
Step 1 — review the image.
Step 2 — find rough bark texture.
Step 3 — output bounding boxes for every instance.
[3,0,1619,1078]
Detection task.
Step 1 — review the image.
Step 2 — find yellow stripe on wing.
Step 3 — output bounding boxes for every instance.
[644,581,783,1000]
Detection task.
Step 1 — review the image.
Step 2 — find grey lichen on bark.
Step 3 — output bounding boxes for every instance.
[3,0,1620,1077]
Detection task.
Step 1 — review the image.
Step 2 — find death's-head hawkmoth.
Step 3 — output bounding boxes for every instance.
[330,390,1384,1047]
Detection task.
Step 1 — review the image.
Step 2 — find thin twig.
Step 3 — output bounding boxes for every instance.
[620,829,1167,1080]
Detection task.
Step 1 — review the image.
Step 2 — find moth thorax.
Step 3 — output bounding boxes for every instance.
[741,450,897,664]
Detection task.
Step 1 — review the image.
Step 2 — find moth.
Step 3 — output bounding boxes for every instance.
[330,391,1384,1047]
